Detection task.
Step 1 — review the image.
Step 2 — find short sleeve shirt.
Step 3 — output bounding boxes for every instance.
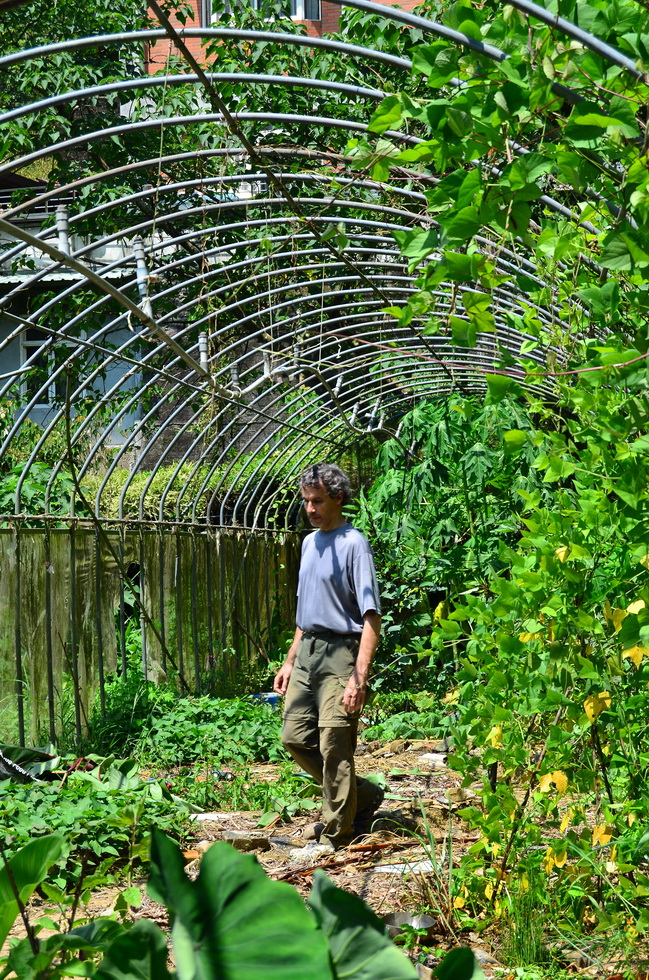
[295,524,381,634]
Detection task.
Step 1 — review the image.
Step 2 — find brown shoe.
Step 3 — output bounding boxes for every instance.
[353,786,385,836]
[303,821,325,841]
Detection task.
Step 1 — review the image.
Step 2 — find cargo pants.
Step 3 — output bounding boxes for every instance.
[281,629,378,848]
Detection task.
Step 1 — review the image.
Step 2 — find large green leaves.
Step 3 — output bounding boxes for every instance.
[309,871,418,980]
[147,832,420,980]
[0,833,66,948]
[435,948,484,980]
[148,830,332,980]
[94,919,174,980]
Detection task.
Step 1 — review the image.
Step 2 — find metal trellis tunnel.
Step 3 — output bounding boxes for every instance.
[0,0,633,744]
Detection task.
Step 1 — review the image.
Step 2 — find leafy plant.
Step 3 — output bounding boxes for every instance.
[1,829,453,979]
[135,695,285,768]
[0,762,192,883]
[362,708,445,744]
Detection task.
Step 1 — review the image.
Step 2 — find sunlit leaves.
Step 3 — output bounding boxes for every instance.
[592,825,614,848]
[538,770,568,794]
[411,44,458,87]
[367,95,403,135]
[622,646,649,668]
[583,691,611,722]
[600,234,649,272]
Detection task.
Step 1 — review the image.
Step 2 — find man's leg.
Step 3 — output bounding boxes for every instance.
[319,722,357,848]
[282,713,323,783]
[316,634,363,848]
[281,653,322,780]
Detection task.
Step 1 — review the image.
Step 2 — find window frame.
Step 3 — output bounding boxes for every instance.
[203,0,321,23]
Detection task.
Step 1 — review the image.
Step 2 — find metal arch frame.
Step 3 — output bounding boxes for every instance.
[0,0,640,79]
[0,202,560,408]
[156,311,555,526]
[0,72,386,129]
[0,162,607,327]
[1,229,566,519]
[0,2,626,528]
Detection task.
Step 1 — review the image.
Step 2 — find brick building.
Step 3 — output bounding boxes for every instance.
[148,0,417,65]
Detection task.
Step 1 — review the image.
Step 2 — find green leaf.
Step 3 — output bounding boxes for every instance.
[599,235,649,271]
[371,157,390,182]
[94,919,172,980]
[148,830,332,980]
[439,206,482,245]
[575,281,619,316]
[393,227,439,268]
[368,96,403,135]
[0,834,66,948]
[435,947,485,980]
[411,44,457,86]
[462,291,495,331]
[446,107,472,138]
[485,373,522,402]
[503,429,528,454]
[450,316,477,347]
[439,251,478,282]
[309,871,417,979]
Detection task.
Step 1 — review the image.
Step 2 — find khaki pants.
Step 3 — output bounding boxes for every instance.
[281,630,377,848]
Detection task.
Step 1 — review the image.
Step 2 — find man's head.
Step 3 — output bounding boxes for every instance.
[299,463,352,531]
[299,463,352,504]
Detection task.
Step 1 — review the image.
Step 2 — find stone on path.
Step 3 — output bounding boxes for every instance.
[221,830,271,852]
[419,753,447,769]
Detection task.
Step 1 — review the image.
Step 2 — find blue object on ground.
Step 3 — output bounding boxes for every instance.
[252,692,281,707]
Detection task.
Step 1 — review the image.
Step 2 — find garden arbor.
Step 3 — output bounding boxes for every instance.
[0,0,646,744]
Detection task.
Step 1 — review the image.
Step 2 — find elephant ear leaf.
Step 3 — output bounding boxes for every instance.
[435,947,485,980]
[94,918,174,980]
[0,834,66,949]
[148,830,333,980]
[308,870,418,980]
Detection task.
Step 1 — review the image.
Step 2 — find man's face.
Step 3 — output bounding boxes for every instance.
[302,483,344,532]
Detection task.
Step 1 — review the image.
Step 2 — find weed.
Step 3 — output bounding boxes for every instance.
[402,802,460,938]
[0,757,193,884]
[501,873,549,967]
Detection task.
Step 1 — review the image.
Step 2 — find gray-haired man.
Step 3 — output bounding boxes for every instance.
[273,463,383,860]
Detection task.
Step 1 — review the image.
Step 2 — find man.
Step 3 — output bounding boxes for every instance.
[273,462,383,861]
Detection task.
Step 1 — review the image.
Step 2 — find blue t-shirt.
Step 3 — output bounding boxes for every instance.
[296,524,381,634]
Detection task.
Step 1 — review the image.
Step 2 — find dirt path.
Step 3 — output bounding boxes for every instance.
[176,738,490,976]
[9,739,639,977]
[4,738,481,977]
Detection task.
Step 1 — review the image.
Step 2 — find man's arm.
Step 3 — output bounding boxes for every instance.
[342,610,381,713]
[273,626,303,695]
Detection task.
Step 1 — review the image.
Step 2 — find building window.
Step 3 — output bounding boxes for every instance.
[290,0,320,17]
[202,0,320,22]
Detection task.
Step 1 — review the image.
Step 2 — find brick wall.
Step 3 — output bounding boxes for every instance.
[147,0,205,73]
[373,0,420,12]
[146,0,415,69]
[300,0,340,37]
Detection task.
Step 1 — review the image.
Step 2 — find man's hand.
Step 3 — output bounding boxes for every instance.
[342,674,366,713]
[342,610,380,713]
[273,662,293,696]
[273,627,303,696]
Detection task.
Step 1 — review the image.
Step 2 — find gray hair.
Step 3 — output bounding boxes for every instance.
[299,463,353,505]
